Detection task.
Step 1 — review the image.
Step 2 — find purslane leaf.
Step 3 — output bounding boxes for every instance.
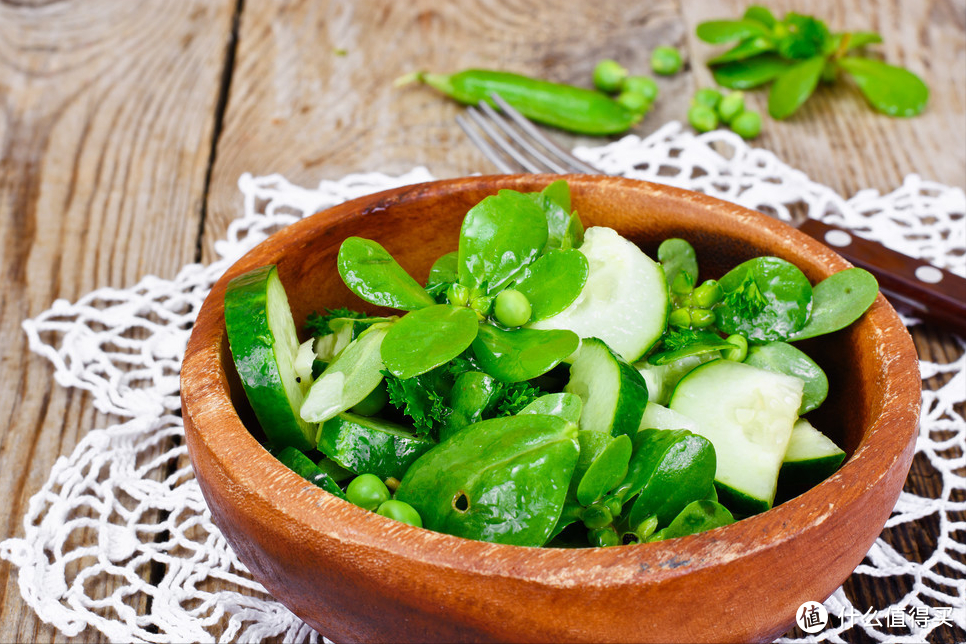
[696,19,771,44]
[472,323,579,382]
[743,5,777,28]
[381,304,480,379]
[707,37,776,65]
[711,53,790,89]
[844,31,883,50]
[458,189,549,293]
[768,55,826,119]
[338,237,436,311]
[512,248,589,321]
[838,56,929,117]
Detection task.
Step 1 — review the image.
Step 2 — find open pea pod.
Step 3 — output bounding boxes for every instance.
[715,256,813,343]
[646,500,735,542]
[337,237,436,311]
[472,323,579,382]
[381,304,479,379]
[395,414,579,547]
[438,371,502,442]
[626,428,717,533]
[744,341,828,414]
[458,189,549,293]
[512,249,589,321]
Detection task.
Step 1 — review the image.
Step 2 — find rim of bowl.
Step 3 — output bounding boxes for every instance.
[182,173,921,588]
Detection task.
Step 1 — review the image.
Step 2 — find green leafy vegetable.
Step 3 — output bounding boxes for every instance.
[698,9,928,119]
[304,307,367,338]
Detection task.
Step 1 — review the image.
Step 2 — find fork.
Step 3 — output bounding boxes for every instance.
[456,94,966,335]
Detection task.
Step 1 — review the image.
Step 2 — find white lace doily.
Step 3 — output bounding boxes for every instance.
[3,121,964,643]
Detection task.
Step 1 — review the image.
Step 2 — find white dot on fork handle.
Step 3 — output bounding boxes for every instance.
[824,230,853,248]
[915,265,944,284]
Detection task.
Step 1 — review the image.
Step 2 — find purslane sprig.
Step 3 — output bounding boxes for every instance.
[697,5,929,119]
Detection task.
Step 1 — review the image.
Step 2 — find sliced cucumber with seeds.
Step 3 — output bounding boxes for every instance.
[776,418,846,501]
[318,412,435,481]
[529,227,668,363]
[224,265,316,451]
[565,337,648,436]
[669,359,803,515]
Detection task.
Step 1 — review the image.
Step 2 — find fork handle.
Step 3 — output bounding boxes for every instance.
[797,218,966,335]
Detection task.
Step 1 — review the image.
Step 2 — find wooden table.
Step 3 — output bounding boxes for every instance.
[1,1,963,641]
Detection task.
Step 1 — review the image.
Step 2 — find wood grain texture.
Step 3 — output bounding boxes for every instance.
[0,1,236,642]
[682,0,966,196]
[1,0,963,641]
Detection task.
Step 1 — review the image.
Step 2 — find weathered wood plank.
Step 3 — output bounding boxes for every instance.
[0,1,236,642]
[681,0,966,197]
[203,0,687,262]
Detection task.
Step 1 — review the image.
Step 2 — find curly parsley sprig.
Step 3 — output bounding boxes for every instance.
[697,6,929,119]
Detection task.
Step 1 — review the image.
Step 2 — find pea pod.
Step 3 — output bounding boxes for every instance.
[400,69,642,135]
[395,414,579,547]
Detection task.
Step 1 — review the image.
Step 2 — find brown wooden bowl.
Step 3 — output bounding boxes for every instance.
[181,174,921,643]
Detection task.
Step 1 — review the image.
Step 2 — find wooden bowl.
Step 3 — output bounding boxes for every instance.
[181,175,920,643]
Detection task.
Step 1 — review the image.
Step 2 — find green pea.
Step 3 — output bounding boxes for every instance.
[693,88,722,109]
[722,333,749,362]
[668,308,692,328]
[376,499,423,528]
[634,515,660,541]
[581,503,613,530]
[593,59,628,93]
[651,45,683,75]
[624,75,659,102]
[616,90,651,115]
[730,110,762,139]
[603,496,623,518]
[346,473,390,511]
[717,91,745,124]
[690,308,716,328]
[688,104,719,132]
[350,381,389,416]
[493,289,532,327]
[589,526,620,547]
[692,279,723,308]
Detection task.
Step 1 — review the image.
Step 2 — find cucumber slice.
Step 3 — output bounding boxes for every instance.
[224,265,316,451]
[275,446,347,499]
[777,418,846,501]
[669,359,803,515]
[636,352,719,405]
[564,337,648,436]
[529,227,668,362]
[318,412,435,480]
[639,402,700,434]
[294,338,316,384]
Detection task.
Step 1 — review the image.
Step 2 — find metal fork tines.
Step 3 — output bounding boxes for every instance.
[456,93,600,175]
